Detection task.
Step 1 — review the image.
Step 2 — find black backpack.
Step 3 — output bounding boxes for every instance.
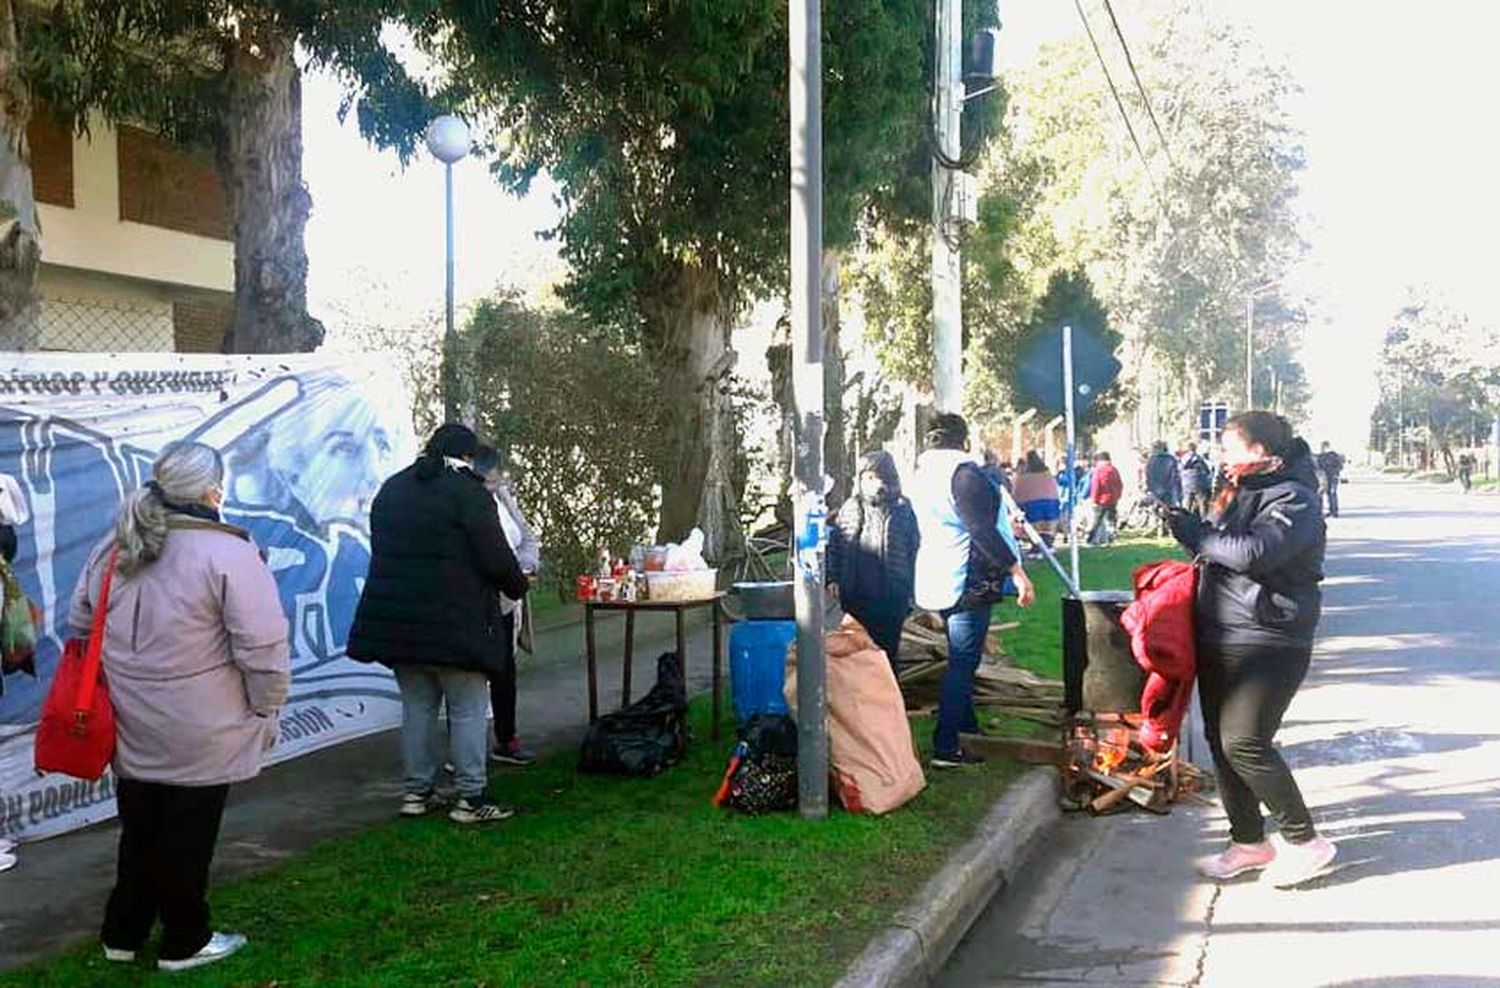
[579,653,688,778]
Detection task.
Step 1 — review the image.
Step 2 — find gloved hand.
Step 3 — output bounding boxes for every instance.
[1165,507,1205,551]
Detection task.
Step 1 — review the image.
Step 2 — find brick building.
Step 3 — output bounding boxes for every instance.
[24,104,235,353]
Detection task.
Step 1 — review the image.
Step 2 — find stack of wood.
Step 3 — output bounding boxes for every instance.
[896,613,1065,733]
[1059,712,1214,815]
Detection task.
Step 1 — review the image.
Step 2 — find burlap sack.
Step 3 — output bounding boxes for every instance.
[785,615,926,814]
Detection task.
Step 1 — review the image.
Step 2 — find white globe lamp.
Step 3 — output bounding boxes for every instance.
[425,114,471,164]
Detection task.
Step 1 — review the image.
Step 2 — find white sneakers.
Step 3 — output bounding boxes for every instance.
[101,931,249,970]
[156,931,248,972]
[1265,835,1338,888]
[1197,835,1337,887]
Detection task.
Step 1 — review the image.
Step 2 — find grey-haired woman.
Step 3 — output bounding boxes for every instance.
[73,442,290,972]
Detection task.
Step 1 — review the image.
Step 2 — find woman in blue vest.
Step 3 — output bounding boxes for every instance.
[911,414,1035,768]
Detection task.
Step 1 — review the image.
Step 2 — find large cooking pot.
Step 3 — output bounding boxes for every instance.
[722,581,796,621]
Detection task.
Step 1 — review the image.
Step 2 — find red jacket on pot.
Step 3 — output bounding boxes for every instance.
[1120,560,1198,753]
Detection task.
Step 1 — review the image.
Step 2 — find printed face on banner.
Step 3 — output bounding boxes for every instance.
[0,357,416,842]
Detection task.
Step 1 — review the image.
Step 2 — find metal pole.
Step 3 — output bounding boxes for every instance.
[999,484,1080,597]
[790,0,828,820]
[440,161,467,426]
[1063,325,1080,592]
[931,0,963,411]
[1244,293,1253,411]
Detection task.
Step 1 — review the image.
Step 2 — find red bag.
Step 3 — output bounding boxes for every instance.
[34,549,119,780]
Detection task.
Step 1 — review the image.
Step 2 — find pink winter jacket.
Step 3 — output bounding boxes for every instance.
[68,517,290,787]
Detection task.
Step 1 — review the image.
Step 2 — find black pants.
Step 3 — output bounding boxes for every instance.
[844,596,907,669]
[489,612,517,746]
[102,778,230,960]
[1088,504,1118,544]
[1198,641,1317,845]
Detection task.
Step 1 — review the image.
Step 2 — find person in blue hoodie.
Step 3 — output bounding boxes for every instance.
[911,414,1035,769]
[1166,411,1335,888]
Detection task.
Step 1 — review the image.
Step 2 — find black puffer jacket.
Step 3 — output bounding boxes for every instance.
[348,458,529,673]
[1190,440,1327,648]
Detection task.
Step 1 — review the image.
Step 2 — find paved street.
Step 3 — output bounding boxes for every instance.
[942,476,1500,988]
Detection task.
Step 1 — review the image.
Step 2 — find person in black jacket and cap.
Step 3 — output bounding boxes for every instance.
[1165,411,1336,887]
[349,423,530,824]
[826,450,920,668]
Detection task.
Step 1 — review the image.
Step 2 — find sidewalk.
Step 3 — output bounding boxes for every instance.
[0,606,720,971]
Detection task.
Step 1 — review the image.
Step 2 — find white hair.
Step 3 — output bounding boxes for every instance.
[115,441,224,576]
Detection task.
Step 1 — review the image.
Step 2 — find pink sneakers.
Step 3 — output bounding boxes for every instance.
[1196,840,1277,880]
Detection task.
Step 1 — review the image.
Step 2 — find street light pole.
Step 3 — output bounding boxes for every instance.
[931,0,963,413]
[789,0,828,820]
[425,115,473,426]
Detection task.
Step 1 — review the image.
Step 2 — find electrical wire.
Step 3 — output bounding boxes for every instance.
[1102,0,1176,169]
[1072,0,1172,220]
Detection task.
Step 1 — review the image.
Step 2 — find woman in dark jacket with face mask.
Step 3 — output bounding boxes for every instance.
[826,450,920,667]
[1166,411,1336,888]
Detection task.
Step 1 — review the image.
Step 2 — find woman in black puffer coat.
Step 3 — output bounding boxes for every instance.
[1166,411,1336,888]
[827,450,920,667]
[349,423,529,825]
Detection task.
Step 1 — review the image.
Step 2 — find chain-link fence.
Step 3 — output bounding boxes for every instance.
[0,296,226,353]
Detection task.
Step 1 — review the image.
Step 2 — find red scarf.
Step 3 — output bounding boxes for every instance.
[1212,456,1281,516]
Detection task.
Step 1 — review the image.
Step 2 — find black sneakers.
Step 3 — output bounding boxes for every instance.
[931,749,987,769]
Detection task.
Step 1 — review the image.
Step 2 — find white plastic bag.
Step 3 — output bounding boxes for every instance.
[664,528,708,572]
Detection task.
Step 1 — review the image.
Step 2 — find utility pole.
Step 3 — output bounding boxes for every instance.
[931,0,963,412]
[789,0,828,819]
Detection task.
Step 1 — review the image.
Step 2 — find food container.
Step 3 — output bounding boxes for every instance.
[574,574,596,602]
[643,547,670,572]
[596,577,618,603]
[643,568,718,602]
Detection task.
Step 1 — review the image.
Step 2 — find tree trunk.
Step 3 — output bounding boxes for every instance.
[218,19,323,354]
[641,260,744,563]
[821,248,850,511]
[0,0,39,347]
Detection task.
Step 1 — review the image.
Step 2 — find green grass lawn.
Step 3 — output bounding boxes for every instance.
[994,538,1183,682]
[6,703,1020,988]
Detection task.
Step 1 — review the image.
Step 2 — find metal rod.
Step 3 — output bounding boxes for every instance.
[999,485,1081,597]
[790,0,828,819]
[444,162,458,423]
[1063,325,1080,592]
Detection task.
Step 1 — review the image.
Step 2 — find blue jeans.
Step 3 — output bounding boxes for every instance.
[934,605,992,755]
[394,664,491,799]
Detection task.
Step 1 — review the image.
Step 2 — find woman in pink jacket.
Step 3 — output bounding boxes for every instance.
[71,441,290,973]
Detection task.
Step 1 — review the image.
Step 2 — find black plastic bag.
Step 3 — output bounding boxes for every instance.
[714,713,798,814]
[580,652,688,777]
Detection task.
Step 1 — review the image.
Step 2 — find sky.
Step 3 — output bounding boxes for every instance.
[298,1,1500,452]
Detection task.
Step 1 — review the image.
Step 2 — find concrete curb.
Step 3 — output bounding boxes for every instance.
[835,767,1061,988]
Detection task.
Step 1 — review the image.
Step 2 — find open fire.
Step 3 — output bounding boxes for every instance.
[1062,712,1212,815]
